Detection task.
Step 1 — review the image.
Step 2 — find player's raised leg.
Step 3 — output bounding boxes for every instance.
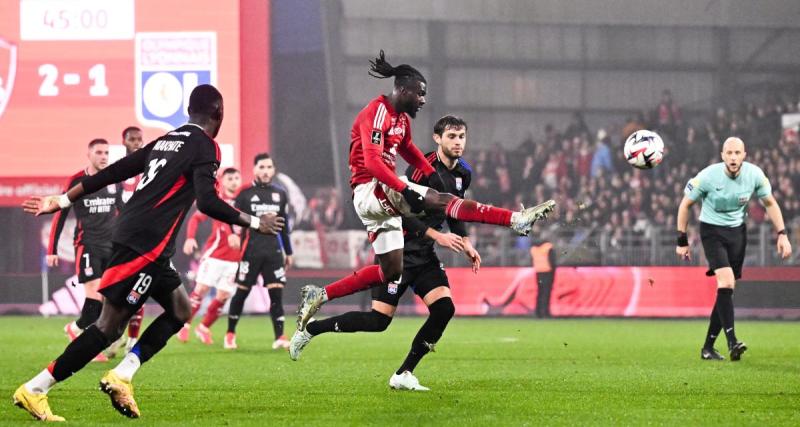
[297,245,402,331]
[291,299,394,361]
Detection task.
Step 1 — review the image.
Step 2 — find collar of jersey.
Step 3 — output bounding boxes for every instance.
[184,123,205,131]
[379,95,398,116]
[431,150,465,174]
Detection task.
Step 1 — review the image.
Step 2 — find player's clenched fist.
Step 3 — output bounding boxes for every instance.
[258,213,285,235]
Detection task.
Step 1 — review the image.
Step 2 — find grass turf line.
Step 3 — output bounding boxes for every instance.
[1,316,798,426]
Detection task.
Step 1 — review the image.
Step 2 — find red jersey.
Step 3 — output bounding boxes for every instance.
[349,95,434,192]
[186,195,241,262]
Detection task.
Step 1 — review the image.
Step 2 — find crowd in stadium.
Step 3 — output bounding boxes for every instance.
[301,91,800,237]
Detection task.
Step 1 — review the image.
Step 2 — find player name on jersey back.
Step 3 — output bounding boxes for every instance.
[152,139,185,152]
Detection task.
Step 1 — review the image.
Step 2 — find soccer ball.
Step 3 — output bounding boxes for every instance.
[624,130,664,169]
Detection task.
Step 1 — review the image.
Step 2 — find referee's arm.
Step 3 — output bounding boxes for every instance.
[760,195,793,259]
[675,196,696,260]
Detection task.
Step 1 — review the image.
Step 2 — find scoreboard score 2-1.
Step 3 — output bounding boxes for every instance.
[0,0,241,178]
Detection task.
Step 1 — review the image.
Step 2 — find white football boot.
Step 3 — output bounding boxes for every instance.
[389,371,430,391]
[288,329,314,361]
[296,285,326,331]
[510,200,556,236]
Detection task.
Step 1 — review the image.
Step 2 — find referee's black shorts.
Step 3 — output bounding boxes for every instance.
[699,222,747,279]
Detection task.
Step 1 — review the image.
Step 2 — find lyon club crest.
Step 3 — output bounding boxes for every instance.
[135,32,217,130]
[0,37,17,121]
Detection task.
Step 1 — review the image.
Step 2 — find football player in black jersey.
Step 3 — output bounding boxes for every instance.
[47,139,122,363]
[226,153,293,350]
[15,85,284,421]
[290,116,480,391]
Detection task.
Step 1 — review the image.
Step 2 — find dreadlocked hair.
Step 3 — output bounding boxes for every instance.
[368,50,426,88]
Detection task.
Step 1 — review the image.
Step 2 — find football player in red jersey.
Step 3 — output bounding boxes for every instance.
[178,167,243,345]
[290,52,555,359]
[48,139,122,363]
[14,85,284,421]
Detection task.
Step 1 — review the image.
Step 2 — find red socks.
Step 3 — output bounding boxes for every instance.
[324,265,385,300]
[188,291,203,323]
[201,299,224,328]
[128,307,144,338]
[445,198,512,226]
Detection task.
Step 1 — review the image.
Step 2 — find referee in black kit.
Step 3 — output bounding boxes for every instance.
[676,137,791,362]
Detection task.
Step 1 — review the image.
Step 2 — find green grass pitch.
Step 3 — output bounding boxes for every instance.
[1,316,798,426]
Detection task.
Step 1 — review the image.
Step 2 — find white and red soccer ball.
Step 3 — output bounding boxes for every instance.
[624,130,664,169]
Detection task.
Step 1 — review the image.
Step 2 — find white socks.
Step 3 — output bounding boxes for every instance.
[25,369,56,394]
[112,352,141,382]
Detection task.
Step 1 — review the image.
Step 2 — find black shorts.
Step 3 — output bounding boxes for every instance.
[700,222,747,279]
[372,258,449,307]
[235,252,286,287]
[74,244,112,283]
[98,244,182,310]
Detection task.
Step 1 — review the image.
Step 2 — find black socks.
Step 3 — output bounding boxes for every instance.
[306,310,392,336]
[397,298,455,375]
[75,298,103,329]
[268,287,285,339]
[227,287,251,333]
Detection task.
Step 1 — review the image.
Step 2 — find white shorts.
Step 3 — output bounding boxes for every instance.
[196,257,239,294]
[352,176,429,254]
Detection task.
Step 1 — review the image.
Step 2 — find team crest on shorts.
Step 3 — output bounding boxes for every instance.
[135,32,217,130]
[126,291,141,305]
[84,266,94,277]
[387,283,398,295]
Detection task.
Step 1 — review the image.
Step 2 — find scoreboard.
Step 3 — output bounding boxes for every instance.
[0,0,243,180]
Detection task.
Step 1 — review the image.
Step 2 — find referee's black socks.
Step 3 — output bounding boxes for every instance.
[703,302,722,350]
[715,288,738,348]
[397,297,455,375]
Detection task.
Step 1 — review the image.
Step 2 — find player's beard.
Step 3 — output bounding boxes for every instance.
[442,147,462,161]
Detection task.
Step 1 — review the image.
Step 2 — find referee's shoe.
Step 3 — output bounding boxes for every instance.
[729,341,747,362]
[700,347,725,361]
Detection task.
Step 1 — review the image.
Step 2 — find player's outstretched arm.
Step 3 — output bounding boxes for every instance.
[193,164,284,235]
[83,143,151,194]
[22,145,152,216]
